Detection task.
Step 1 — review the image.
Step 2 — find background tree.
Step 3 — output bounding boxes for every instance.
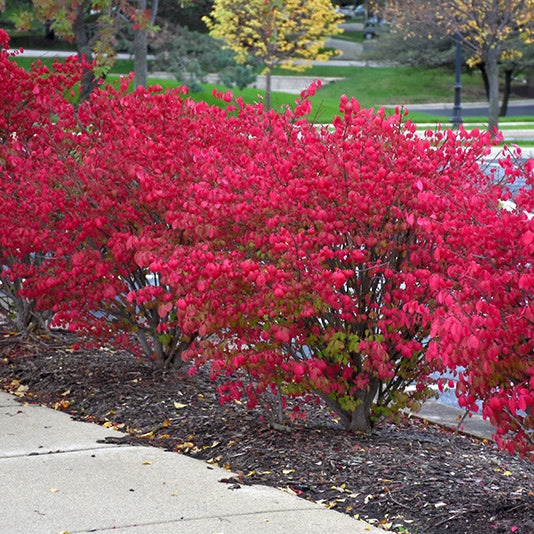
[12,0,122,99]
[386,0,534,132]
[132,0,160,88]
[129,0,207,89]
[9,0,162,95]
[364,12,534,117]
[203,0,343,109]
[151,23,257,91]
[498,35,534,115]
[156,0,212,31]
[363,18,456,68]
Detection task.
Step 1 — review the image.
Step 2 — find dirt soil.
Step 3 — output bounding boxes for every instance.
[1,331,532,534]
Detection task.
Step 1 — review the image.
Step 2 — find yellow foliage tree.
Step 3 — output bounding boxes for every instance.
[203,0,343,109]
[389,0,534,132]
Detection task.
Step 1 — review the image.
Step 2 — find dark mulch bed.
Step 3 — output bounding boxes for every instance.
[1,331,532,534]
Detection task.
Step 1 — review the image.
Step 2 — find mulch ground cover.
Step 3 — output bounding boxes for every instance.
[1,330,532,534]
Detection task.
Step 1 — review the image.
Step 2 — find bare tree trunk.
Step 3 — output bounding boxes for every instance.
[134,0,148,89]
[151,0,160,24]
[477,63,490,100]
[347,379,380,432]
[321,377,380,433]
[265,69,272,111]
[500,69,512,117]
[485,47,500,133]
[73,1,98,101]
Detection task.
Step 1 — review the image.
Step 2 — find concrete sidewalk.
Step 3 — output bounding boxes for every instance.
[0,391,383,534]
[414,400,496,441]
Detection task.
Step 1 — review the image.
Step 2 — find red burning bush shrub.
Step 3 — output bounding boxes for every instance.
[1,30,531,456]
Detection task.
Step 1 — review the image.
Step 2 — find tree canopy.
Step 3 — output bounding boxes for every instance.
[380,0,534,131]
[5,0,161,94]
[203,0,343,108]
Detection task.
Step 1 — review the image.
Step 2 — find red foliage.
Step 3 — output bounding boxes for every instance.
[0,32,82,329]
[185,94,532,449]
[0,39,532,456]
[426,166,534,457]
[19,80,229,367]
[0,29,9,50]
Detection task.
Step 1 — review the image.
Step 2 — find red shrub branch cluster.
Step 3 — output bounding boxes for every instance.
[1,29,532,457]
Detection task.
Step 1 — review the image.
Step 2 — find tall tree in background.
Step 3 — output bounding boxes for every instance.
[204,0,343,110]
[9,0,161,95]
[497,34,534,116]
[134,0,149,89]
[12,0,122,99]
[387,0,534,132]
[133,0,161,89]
[363,9,534,117]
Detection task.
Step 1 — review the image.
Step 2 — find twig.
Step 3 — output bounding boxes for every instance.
[387,492,411,509]
[453,408,470,436]
[505,502,530,514]
[432,511,467,528]
[270,421,294,433]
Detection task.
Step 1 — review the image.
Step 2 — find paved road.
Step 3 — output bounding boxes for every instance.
[405,100,534,119]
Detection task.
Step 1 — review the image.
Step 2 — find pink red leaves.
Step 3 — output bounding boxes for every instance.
[1,45,532,456]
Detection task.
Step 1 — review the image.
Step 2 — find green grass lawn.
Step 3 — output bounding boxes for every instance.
[12,55,533,127]
[332,30,365,43]
[290,65,488,106]
[13,56,142,74]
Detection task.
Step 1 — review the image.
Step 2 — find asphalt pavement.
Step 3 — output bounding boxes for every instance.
[403,100,534,119]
